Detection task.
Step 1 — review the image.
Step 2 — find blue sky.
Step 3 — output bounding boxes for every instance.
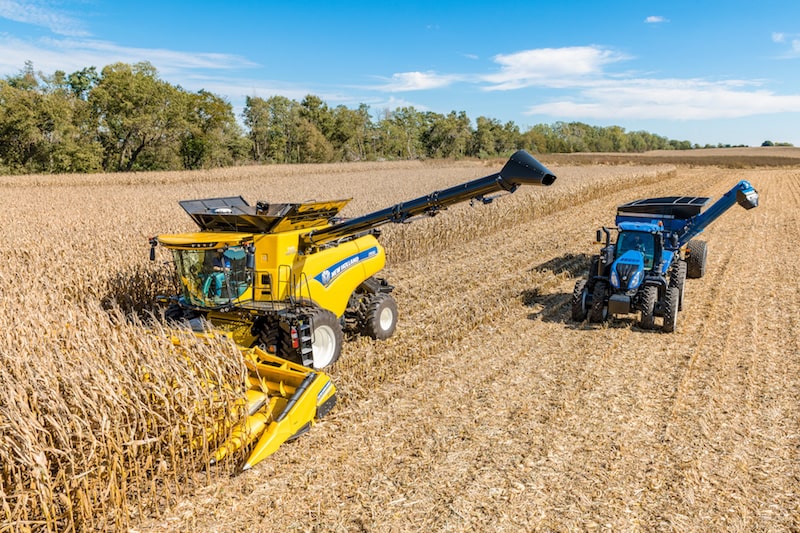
[1,0,800,147]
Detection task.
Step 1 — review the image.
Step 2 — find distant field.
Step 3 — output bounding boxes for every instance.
[1,151,797,531]
[537,145,800,168]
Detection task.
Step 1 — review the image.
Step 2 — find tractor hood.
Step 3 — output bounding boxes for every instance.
[610,250,646,291]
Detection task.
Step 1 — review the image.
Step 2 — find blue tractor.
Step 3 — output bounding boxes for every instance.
[571,180,759,332]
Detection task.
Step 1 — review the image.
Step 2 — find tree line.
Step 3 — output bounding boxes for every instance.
[0,61,696,174]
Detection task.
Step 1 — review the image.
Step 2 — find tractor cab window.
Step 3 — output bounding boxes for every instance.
[172,246,250,306]
[617,231,655,269]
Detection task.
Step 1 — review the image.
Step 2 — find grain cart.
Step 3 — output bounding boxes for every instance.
[571,180,758,332]
[151,150,556,369]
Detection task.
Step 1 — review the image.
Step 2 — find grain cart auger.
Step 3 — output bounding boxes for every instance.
[571,180,758,332]
[150,150,556,369]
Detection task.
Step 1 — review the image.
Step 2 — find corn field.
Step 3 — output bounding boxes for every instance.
[1,150,799,531]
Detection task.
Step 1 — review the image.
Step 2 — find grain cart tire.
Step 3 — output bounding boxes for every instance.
[362,293,398,340]
[588,281,608,323]
[639,286,658,329]
[686,240,708,279]
[669,261,688,311]
[309,308,343,369]
[662,286,680,333]
[571,279,588,321]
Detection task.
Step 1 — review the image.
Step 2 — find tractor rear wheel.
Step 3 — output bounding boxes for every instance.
[669,261,687,310]
[361,293,398,340]
[638,286,657,329]
[662,286,680,333]
[686,240,707,279]
[588,281,608,323]
[571,279,588,321]
[309,308,343,369]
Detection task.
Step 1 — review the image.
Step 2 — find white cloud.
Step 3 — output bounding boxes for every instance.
[645,16,669,24]
[0,34,258,76]
[772,32,786,43]
[372,71,459,92]
[481,46,629,90]
[525,78,800,120]
[0,0,88,36]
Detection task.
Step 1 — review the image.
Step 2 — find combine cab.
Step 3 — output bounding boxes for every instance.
[571,180,759,332]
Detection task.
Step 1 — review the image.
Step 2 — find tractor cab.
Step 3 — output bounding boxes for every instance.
[609,222,663,292]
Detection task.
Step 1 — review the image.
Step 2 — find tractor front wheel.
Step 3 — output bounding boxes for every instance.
[588,281,608,323]
[361,293,398,340]
[638,286,657,329]
[571,279,588,321]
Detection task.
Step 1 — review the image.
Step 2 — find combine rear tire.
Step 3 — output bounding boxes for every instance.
[662,286,680,333]
[588,281,608,323]
[638,286,657,329]
[571,279,588,321]
[309,308,343,369]
[686,240,707,279]
[362,293,398,340]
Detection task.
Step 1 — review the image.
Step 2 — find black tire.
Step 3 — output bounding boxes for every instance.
[588,281,608,323]
[662,286,680,333]
[571,279,588,321]
[164,303,185,322]
[586,256,600,292]
[361,293,398,340]
[309,308,343,369]
[669,261,687,311]
[638,286,657,329]
[686,240,707,279]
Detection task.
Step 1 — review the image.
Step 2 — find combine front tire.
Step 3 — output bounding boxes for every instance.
[588,281,608,323]
[571,279,588,321]
[362,293,398,340]
[638,286,657,329]
[309,308,343,369]
[686,240,707,279]
[662,286,680,333]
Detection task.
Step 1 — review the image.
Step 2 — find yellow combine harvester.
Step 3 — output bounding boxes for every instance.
[151,151,556,468]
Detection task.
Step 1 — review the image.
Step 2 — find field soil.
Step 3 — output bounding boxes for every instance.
[131,154,799,531]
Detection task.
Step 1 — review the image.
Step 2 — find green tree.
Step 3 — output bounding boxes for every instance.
[376,106,425,159]
[331,103,374,161]
[90,62,188,171]
[181,90,246,169]
[422,110,472,159]
[472,117,521,157]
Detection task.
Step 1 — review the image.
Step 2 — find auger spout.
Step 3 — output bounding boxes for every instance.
[300,150,555,249]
